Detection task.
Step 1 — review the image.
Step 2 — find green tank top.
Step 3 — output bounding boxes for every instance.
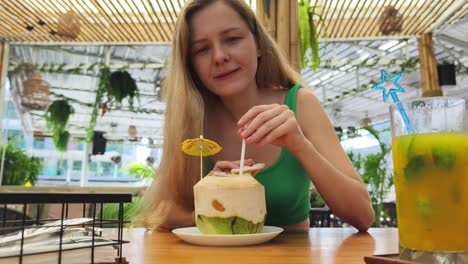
[205,84,311,227]
[254,84,310,227]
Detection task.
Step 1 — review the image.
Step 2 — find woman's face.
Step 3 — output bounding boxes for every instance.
[189,1,259,97]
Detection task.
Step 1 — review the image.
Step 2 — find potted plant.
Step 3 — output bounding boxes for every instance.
[347,126,394,227]
[0,144,43,186]
[100,160,156,227]
[107,70,139,110]
[87,68,139,142]
[45,99,74,152]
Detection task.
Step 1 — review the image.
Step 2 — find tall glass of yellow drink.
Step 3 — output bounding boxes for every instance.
[390,97,467,263]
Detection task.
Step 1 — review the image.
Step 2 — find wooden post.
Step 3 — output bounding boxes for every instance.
[256,0,300,71]
[0,41,9,136]
[418,33,442,97]
[0,41,9,186]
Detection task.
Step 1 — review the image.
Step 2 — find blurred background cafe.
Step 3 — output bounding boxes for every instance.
[0,0,466,231]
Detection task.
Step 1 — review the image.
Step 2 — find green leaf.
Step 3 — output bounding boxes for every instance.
[120,162,156,179]
[45,100,74,151]
[308,6,320,71]
[404,155,425,180]
[0,144,43,185]
[298,0,311,69]
[100,196,143,227]
[432,145,456,170]
[416,199,432,221]
[53,130,71,152]
[87,67,109,142]
[263,0,270,17]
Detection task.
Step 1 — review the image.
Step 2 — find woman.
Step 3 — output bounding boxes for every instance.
[141,0,374,232]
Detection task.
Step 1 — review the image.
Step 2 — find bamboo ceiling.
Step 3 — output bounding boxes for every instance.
[312,0,468,41]
[0,0,466,43]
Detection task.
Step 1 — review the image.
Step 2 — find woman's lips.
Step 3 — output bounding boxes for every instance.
[214,68,240,80]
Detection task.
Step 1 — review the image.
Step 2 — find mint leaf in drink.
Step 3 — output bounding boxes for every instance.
[405,135,416,158]
[432,145,456,170]
[416,199,432,221]
[404,155,425,180]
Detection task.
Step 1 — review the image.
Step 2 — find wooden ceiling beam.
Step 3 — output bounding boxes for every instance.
[368,0,401,37]
[146,0,171,41]
[139,0,165,41]
[6,1,56,41]
[154,0,175,41]
[415,0,455,34]
[401,0,430,35]
[77,0,125,41]
[113,1,146,42]
[123,0,153,40]
[0,1,50,42]
[100,0,139,42]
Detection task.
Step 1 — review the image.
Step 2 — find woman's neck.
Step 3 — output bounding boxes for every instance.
[219,83,261,122]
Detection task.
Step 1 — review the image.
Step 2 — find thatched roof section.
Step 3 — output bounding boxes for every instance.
[0,0,465,43]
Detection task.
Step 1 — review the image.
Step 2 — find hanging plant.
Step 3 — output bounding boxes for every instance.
[87,66,109,142]
[45,99,74,152]
[298,0,327,71]
[53,130,71,152]
[108,70,139,110]
[46,100,74,131]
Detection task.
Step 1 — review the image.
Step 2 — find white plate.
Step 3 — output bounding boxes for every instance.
[172,226,283,246]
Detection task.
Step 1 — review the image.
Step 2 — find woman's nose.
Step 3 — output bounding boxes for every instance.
[212,43,229,64]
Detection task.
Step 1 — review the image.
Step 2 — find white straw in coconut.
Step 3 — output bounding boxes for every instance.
[239,138,246,176]
[200,135,203,181]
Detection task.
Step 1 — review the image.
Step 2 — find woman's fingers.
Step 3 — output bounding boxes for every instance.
[240,104,287,138]
[244,110,289,144]
[238,104,278,127]
[256,119,293,147]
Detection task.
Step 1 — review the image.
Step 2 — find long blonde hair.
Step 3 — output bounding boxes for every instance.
[141,0,304,229]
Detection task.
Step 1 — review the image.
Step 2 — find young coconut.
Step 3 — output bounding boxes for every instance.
[193,163,266,234]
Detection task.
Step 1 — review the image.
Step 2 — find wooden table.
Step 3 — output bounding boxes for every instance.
[117,228,399,264]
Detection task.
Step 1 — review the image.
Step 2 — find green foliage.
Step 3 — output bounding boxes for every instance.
[45,100,74,152]
[262,0,270,17]
[432,145,456,170]
[45,100,74,131]
[100,161,156,227]
[404,155,424,180]
[100,196,143,227]
[87,66,109,142]
[347,126,393,227]
[98,162,157,227]
[52,130,71,152]
[298,0,326,71]
[108,70,139,110]
[310,190,325,207]
[87,68,140,142]
[0,144,43,186]
[120,162,156,180]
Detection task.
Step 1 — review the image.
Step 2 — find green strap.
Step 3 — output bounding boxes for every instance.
[284,84,303,113]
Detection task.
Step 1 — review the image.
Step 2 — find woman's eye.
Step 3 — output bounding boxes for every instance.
[195,47,209,54]
[226,37,240,43]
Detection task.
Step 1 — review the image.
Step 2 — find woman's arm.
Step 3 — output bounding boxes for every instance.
[238,89,374,232]
[293,89,374,231]
[155,200,196,231]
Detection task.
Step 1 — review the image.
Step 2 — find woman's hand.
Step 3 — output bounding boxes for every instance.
[237,104,306,154]
[213,158,255,172]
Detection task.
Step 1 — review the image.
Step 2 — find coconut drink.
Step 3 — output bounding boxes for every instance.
[193,163,266,234]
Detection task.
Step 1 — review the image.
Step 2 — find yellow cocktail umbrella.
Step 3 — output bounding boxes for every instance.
[181,135,222,180]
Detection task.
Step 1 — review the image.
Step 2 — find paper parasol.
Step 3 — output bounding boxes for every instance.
[181,135,222,180]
